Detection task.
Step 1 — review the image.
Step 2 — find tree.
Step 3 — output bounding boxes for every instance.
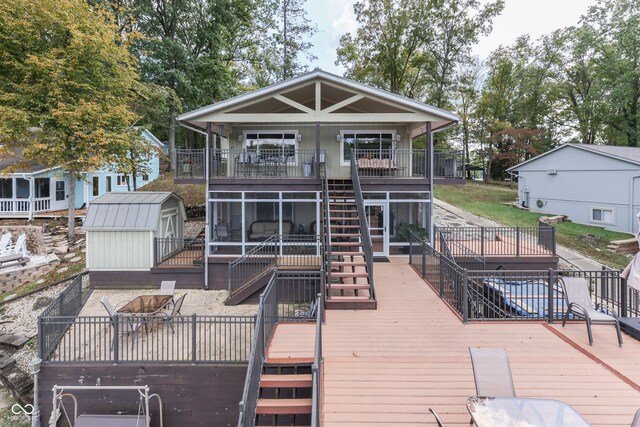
[0,0,140,239]
[336,0,504,108]
[453,59,482,177]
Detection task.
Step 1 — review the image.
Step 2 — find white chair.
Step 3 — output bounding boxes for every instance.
[159,281,176,296]
[0,233,11,255]
[12,234,27,256]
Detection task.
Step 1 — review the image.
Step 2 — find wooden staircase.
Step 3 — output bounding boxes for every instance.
[323,178,376,310]
[255,361,313,426]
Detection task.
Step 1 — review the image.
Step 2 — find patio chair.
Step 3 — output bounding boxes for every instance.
[12,233,27,256]
[154,293,186,333]
[159,280,176,296]
[560,277,623,347]
[0,234,30,268]
[632,409,640,427]
[0,233,11,255]
[213,224,230,241]
[428,408,445,427]
[469,347,516,397]
[100,296,143,347]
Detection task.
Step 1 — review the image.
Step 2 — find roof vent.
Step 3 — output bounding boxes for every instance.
[547,169,557,175]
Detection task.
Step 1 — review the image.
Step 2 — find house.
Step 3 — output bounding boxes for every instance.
[508,143,640,234]
[175,69,464,298]
[0,129,164,218]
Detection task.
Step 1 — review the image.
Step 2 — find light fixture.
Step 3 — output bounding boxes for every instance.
[336,134,341,142]
[237,135,243,143]
[396,135,401,142]
[297,135,302,142]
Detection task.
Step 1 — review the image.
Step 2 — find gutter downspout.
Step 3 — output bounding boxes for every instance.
[629,175,640,233]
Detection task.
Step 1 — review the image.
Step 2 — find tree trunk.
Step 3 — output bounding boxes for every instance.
[168,102,176,171]
[132,171,138,191]
[68,170,76,241]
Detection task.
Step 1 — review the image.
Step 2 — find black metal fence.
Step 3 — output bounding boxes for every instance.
[210,149,324,179]
[176,148,206,179]
[436,226,556,257]
[38,274,88,360]
[434,150,465,179]
[410,233,632,323]
[41,314,255,364]
[154,237,205,267]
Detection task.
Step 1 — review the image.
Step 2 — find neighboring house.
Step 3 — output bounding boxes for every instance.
[176,69,462,292]
[508,143,640,234]
[0,129,164,218]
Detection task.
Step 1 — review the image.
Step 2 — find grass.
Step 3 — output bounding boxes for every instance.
[139,170,205,205]
[435,181,633,269]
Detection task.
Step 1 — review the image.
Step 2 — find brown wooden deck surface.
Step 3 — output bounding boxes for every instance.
[267,323,316,364]
[321,258,640,426]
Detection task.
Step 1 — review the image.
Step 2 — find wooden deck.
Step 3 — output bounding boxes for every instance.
[267,323,316,364]
[321,258,640,426]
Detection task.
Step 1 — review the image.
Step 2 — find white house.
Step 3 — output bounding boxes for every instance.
[0,129,165,218]
[508,143,640,234]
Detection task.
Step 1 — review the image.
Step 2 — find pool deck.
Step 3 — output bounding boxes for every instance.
[321,257,640,426]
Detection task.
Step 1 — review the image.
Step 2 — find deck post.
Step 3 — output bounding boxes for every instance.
[462,269,469,323]
[439,253,444,297]
[421,242,426,279]
[552,226,557,256]
[113,316,119,364]
[426,122,434,247]
[516,227,520,257]
[480,226,485,258]
[315,123,320,179]
[547,268,555,324]
[37,316,44,359]
[192,314,197,364]
[621,274,628,318]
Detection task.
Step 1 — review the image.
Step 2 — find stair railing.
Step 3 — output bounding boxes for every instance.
[228,234,279,299]
[310,291,323,427]
[350,149,376,301]
[322,175,333,300]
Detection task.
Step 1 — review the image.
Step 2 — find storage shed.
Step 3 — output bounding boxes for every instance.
[84,192,186,271]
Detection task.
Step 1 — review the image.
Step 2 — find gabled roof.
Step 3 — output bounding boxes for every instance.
[83,192,185,232]
[178,69,459,133]
[508,143,640,172]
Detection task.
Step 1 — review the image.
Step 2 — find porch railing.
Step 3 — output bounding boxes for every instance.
[211,149,325,179]
[38,273,88,360]
[350,149,376,301]
[40,314,254,364]
[434,150,465,179]
[0,198,50,214]
[228,235,279,298]
[352,148,427,178]
[436,226,556,257]
[409,233,637,322]
[154,237,205,267]
[176,148,206,179]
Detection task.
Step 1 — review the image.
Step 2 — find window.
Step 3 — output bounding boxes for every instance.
[15,178,29,199]
[341,131,394,164]
[106,176,112,192]
[0,179,12,199]
[142,174,149,181]
[92,176,99,197]
[117,175,129,187]
[244,131,297,164]
[55,181,65,201]
[591,208,614,224]
[35,178,50,198]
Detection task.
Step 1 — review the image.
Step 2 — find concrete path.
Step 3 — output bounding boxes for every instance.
[434,198,603,271]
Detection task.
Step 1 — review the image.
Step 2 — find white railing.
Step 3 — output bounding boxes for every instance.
[0,198,51,213]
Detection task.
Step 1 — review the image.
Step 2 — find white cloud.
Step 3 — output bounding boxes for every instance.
[332,0,357,39]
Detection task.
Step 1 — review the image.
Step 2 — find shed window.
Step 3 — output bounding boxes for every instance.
[591,208,614,224]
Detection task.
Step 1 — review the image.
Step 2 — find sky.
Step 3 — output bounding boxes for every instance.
[303,0,599,74]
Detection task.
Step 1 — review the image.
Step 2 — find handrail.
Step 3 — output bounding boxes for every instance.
[351,149,376,300]
[228,234,279,298]
[310,292,322,427]
[323,176,333,300]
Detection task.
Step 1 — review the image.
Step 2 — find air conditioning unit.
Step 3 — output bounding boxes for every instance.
[547,169,557,175]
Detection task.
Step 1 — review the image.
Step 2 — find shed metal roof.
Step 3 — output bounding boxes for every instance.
[83,192,185,231]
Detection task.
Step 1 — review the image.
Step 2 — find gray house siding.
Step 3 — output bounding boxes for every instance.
[514,145,640,234]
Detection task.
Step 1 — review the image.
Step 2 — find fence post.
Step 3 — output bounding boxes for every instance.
[153,237,157,267]
[37,316,44,359]
[462,269,469,323]
[421,244,426,279]
[409,236,413,265]
[547,269,555,324]
[480,227,485,258]
[516,227,520,257]
[192,314,197,364]
[438,253,444,297]
[621,276,629,318]
[552,226,556,256]
[113,316,119,364]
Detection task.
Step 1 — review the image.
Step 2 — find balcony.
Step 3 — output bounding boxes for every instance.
[175,148,465,181]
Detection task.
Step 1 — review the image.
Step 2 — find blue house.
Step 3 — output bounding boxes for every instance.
[0,129,164,218]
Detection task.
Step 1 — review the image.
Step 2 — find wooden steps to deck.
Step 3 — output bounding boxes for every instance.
[323,178,376,310]
[224,268,272,306]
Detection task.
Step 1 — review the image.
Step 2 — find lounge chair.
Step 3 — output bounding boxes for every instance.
[469,347,516,397]
[560,277,623,347]
[159,280,176,296]
[632,409,640,427]
[0,234,30,268]
[153,293,186,333]
[428,408,445,427]
[0,233,11,255]
[100,296,143,347]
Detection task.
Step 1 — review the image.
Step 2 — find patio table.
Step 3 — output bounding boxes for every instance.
[117,295,173,314]
[467,396,590,427]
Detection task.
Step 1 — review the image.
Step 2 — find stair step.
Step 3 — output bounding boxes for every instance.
[331,233,361,237]
[328,251,364,256]
[260,374,312,389]
[331,272,369,278]
[256,398,312,415]
[329,224,360,228]
[331,242,363,246]
[331,217,359,221]
[332,261,367,267]
[329,202,356,206]
[328,209,358,213]
[329,283,371,290]
[325,297,377,310]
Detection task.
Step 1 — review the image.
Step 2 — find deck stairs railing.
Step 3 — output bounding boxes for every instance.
[321,166,376,309]
[238,271,323,427]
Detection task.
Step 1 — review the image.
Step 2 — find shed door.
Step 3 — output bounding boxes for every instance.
[162,214,176,239]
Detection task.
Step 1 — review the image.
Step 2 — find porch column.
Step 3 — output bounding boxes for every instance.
[315,122,320,179]
[426,122,433,246]
[28,176,34,220]
[12,177,17,213]
[204,122,212,290]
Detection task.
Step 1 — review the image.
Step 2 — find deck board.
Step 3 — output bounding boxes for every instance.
[267,323,316,363]
[322,258,640,426]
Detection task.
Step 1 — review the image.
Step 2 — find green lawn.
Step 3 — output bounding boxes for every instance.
[435,181,633,269]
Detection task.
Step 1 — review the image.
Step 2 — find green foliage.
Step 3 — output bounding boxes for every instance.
[396,222,427,241]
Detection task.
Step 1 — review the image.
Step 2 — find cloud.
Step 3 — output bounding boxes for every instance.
[332,0,357,40]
